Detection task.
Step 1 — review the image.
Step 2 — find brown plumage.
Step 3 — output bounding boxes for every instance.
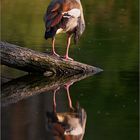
[44,0,85,60]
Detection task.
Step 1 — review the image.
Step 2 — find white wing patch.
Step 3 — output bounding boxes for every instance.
[64,116,83,135]
[63,8,81,18]
[56,28,64,34]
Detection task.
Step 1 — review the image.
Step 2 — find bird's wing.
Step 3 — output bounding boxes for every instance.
[44,0,81,29]
[44,1,62,29]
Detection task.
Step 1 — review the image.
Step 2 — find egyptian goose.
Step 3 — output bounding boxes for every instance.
[44,0,85,60]
[45,85,87,140]
[46,108,87,140]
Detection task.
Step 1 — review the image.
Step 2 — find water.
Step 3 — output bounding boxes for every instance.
[1,0,139,140]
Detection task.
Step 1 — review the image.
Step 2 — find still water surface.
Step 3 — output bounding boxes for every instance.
[1,0,139,140]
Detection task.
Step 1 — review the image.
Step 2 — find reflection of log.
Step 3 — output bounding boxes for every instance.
[1,76,13,84]
[0,41,102,75]
[1,72,98,107]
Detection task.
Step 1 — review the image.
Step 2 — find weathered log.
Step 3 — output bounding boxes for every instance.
[0,41,102,75]
[1,72,96,107]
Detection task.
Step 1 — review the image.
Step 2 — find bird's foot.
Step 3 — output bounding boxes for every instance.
[64,81,74,89]
[63,55,73,61]
[52,51,60,57]
[54,86,60,93]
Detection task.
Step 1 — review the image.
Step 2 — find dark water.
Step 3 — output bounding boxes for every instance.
[1,0,139,140]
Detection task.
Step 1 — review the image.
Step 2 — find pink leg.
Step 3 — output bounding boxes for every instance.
[63,34,73,61]
[52,37,60,57]
[53,91,56,112]
[64,82,74,110]
[53,87,60,112]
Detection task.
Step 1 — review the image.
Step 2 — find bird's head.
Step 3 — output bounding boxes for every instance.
[74,18,85,44]
[79,22,85,35]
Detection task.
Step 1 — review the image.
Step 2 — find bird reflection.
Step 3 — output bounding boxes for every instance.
[45,83,87,140]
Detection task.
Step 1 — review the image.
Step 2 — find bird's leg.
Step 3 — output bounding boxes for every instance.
[64,34,73,61]
[53,90,57,112]
[52,37,60,57]
[64,82,74,111]
[53,87,60,112]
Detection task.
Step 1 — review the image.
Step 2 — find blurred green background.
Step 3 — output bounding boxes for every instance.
[1,0,139,140]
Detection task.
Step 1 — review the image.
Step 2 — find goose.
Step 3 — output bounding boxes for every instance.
[44,0,85,60]
[45,85,87,140]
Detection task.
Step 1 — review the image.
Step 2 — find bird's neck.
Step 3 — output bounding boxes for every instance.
[78,1,85,25]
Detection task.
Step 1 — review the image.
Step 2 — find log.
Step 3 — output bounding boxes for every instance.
[0,41,102,75]
[1,72,95,107]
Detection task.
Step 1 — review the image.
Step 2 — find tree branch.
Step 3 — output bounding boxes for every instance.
[0,41,102,75]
